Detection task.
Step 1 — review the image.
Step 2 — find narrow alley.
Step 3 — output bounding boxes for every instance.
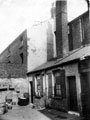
[0,104,84,120]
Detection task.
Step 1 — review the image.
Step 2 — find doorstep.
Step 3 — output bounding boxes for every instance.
[37,108,84,120]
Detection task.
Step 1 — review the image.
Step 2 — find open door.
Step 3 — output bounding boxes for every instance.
[30,82,33,103]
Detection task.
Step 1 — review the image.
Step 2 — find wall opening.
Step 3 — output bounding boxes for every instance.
[20,53,24,64]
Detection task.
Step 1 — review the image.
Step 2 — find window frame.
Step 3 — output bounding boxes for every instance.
[54,70,62,98]
[36,75,43,98]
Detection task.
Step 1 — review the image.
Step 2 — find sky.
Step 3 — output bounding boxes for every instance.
[0,0,88,54]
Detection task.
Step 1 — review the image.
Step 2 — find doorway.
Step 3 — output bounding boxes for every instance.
[67,76,78,111]
[80,72,90,116]
[30,82,33,103]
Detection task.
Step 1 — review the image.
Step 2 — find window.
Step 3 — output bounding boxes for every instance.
[37,84,41,97]
[36,75,43,97]
[8,60,11,63]
[55,84,61,96]
[54,71,62,97]
[20,53,24,64]
[68,24,73,51]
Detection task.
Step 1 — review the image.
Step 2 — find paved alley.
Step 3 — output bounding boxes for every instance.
[0,105,50,120]
[0,104,84,120]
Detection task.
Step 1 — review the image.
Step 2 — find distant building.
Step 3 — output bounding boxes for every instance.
[0,30,28,97]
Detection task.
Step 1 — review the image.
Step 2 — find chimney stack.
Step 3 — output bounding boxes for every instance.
[56,0,69,58]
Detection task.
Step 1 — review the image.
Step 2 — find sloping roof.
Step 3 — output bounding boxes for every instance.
[55,45,90,65]
[27,45,90,74]
[27,60,56,74]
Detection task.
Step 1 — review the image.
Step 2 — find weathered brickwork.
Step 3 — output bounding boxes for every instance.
[0,64,27,78]
[0,30,27,78]
[72,19,82,49]
[56,0,69,58]
[68,12,90,50]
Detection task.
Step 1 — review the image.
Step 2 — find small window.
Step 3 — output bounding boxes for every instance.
[36,75,43,97]
[54,71,62,97]
[19,36,24,49]
[37,84,41,97]
[54,31,56,36]
[55,84,61,96]
[20,53,24,64]
[8,60,11,63]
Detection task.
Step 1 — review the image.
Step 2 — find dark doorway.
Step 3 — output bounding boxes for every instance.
[67,76,78,111]
[30,82,33,103]
[80,72,90,117]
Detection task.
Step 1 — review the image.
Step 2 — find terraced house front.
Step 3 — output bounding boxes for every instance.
[27,0,90,118]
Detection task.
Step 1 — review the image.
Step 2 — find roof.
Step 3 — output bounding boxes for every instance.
[27,45,90,74]
[27,60,56,74]
[55,45,90,65]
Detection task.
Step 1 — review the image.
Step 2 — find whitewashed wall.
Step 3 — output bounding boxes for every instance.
[27,19,55,72]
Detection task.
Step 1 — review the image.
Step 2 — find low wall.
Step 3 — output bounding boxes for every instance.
[0,78,29,103]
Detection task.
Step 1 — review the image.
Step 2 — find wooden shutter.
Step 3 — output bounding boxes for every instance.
[40,75,43,96]
[48,73,52,97]
[33,77,35,96]
[61,70,66,98]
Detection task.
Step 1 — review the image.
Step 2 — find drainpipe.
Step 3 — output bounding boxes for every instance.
[89,0,90,20]
[87,0,90,20]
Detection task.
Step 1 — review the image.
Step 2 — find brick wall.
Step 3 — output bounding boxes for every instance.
[0,63,27,78]
[0,30,27,78]
[72,19,82,49]
[68,12,90,50]
[56,0,69,58]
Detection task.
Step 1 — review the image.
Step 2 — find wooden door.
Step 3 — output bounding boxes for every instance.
[30,82,33,103]
[68,76,78,111]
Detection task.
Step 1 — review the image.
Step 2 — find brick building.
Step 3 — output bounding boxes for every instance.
[27,0,90,118]
[0,29,28,102]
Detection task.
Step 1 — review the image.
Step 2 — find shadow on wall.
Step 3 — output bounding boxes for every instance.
[46,21,54,61]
